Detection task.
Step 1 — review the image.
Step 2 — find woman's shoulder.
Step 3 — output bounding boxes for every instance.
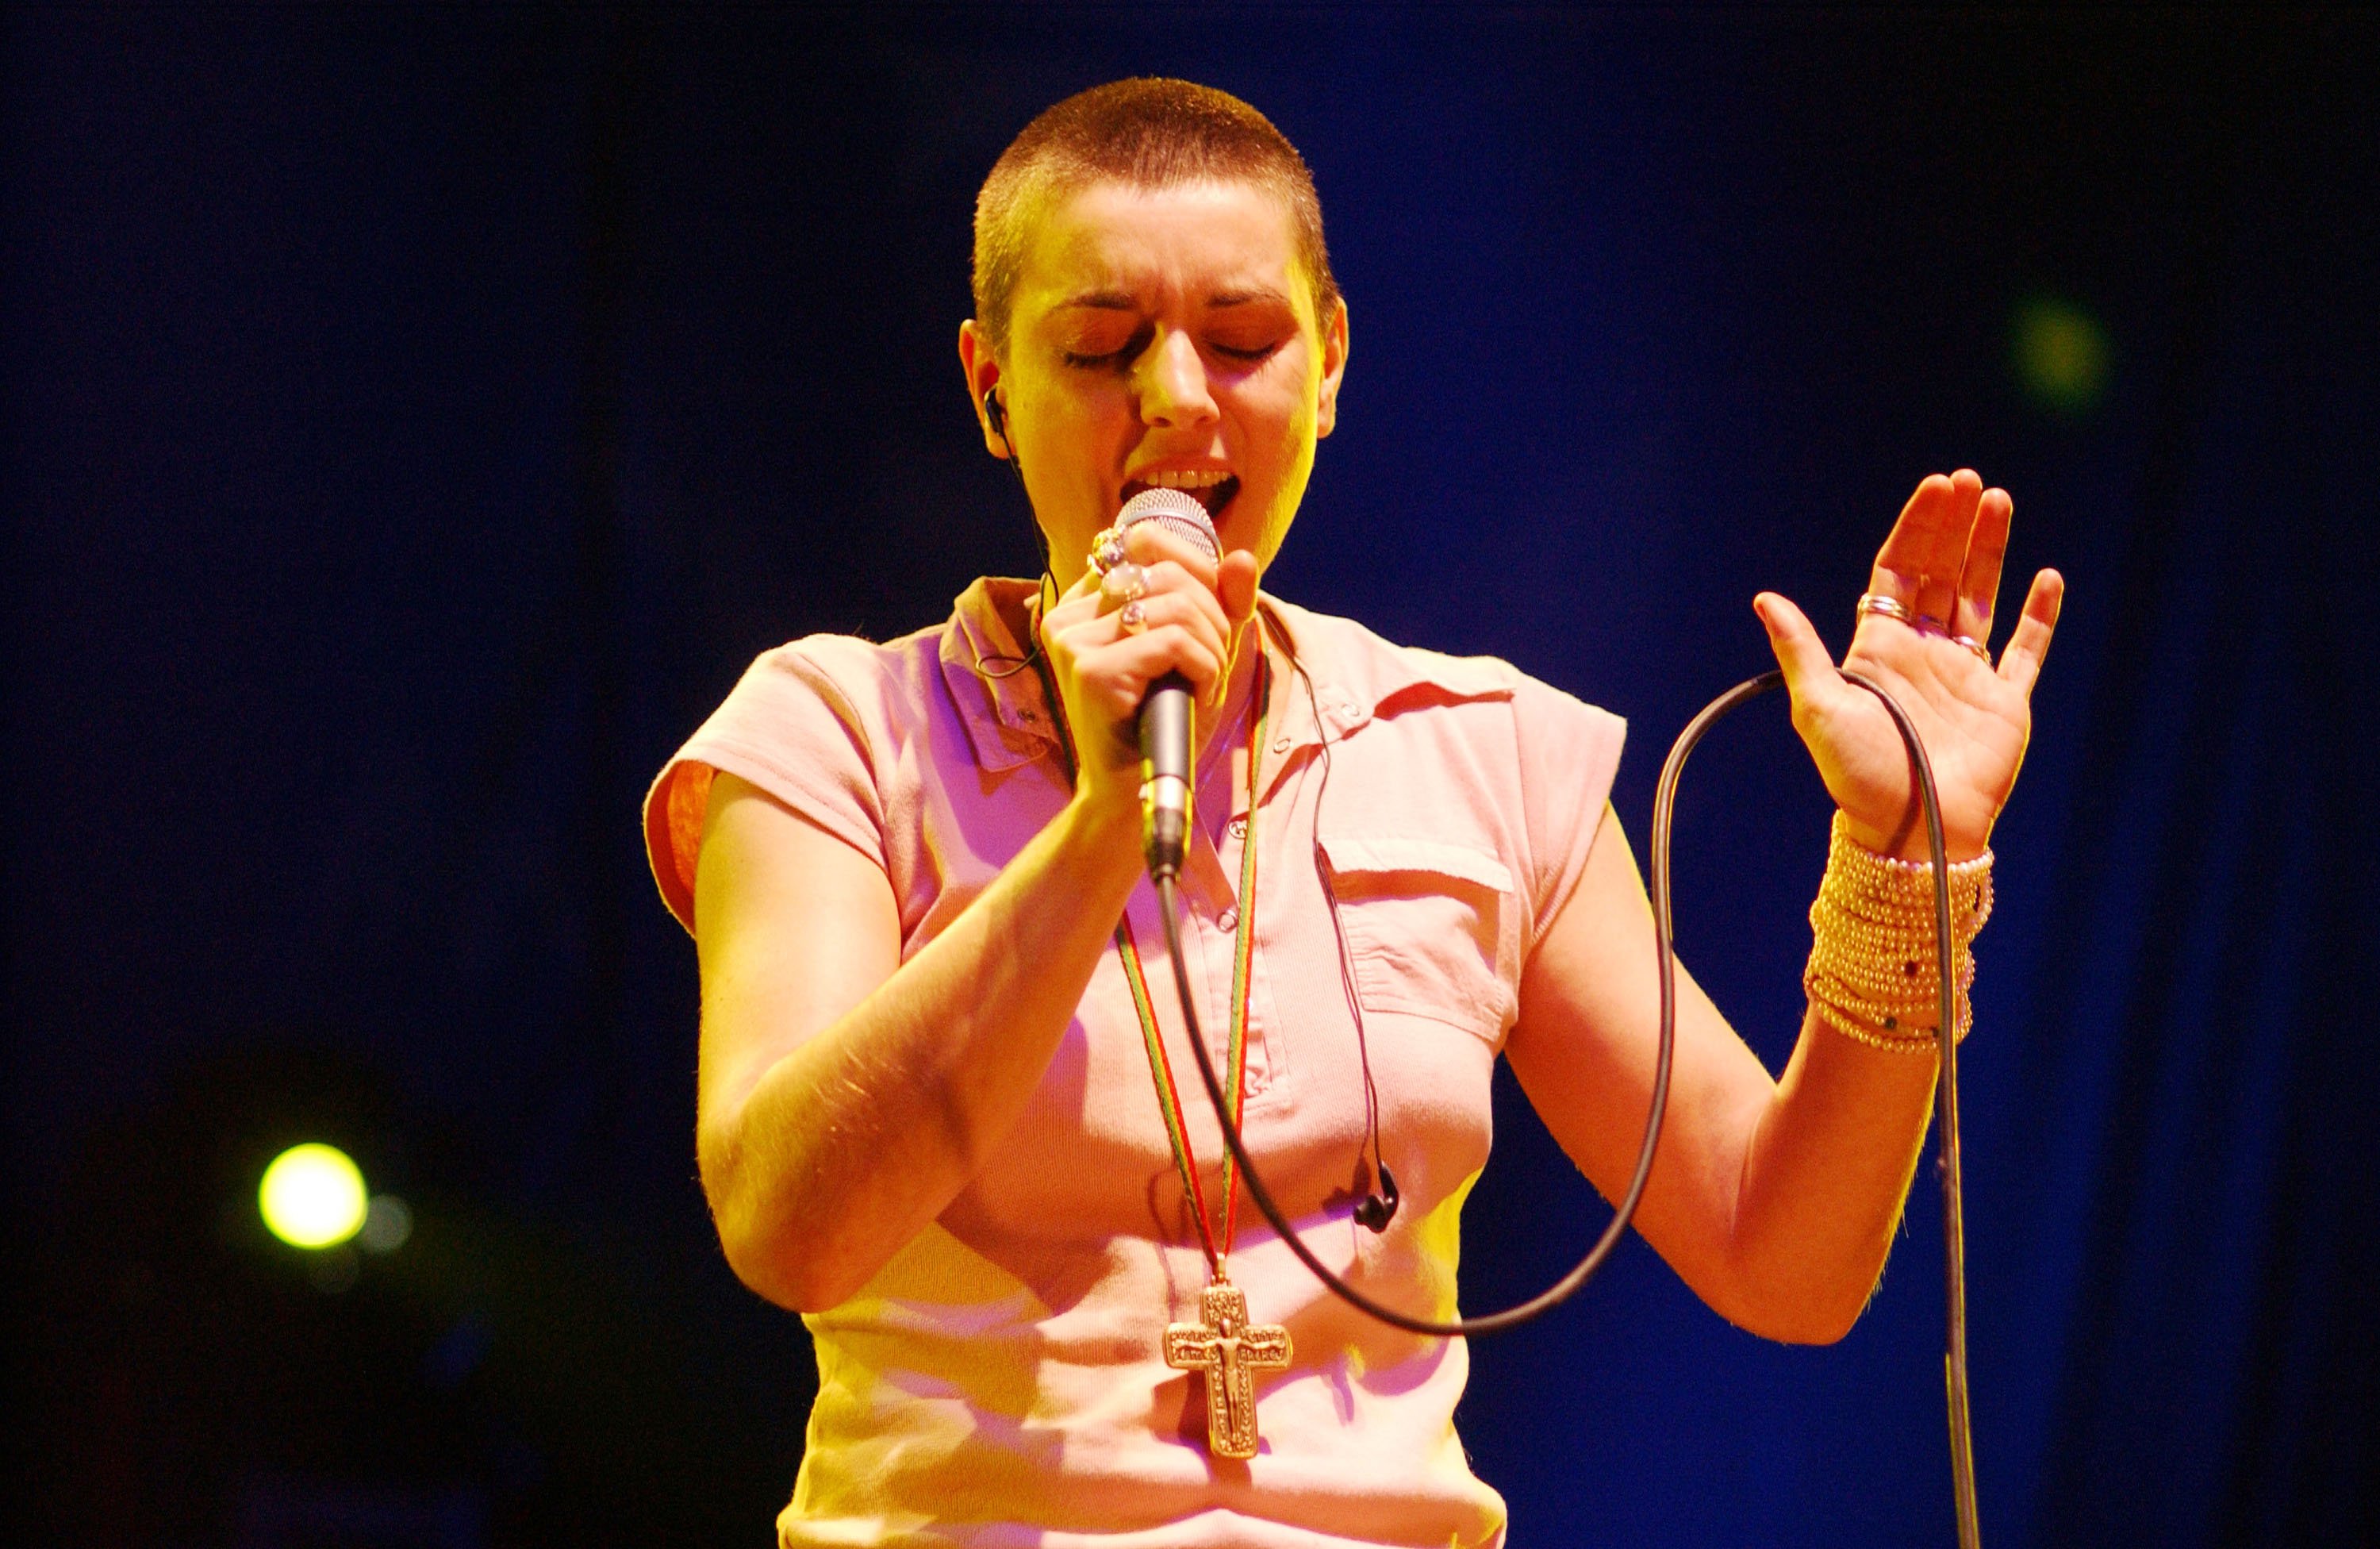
[1262,594,1619,728]
[1264,596,1625,943]
[644,581,1036,934]
[731,577,1037,724]
[739,620,942,708]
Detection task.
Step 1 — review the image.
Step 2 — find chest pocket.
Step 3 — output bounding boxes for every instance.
[1316,833,1518,1043]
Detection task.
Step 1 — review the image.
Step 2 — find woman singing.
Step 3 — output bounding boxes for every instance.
[643,78,2062,1548]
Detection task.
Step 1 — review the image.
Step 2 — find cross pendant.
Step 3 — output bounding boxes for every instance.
[1164,1277,1292,1460]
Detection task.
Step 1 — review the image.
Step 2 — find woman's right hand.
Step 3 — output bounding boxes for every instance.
[695,521,1255,1311]
[1038,521,1260,808]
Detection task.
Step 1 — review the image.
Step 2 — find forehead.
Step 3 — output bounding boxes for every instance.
[1015,179,1308,317]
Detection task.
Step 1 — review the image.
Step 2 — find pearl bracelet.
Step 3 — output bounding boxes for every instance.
[1804,812,1993,1054]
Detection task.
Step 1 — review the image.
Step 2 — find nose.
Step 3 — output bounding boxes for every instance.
[1135,328,1218,429]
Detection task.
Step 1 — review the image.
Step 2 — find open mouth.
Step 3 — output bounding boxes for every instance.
[1122,471,1240,524]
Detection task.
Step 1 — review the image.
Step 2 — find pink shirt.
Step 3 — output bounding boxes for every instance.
[646,579,1624,1548]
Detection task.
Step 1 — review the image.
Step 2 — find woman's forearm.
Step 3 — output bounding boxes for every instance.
[697,789,1146,1313]
[1722,1014,1940,1343]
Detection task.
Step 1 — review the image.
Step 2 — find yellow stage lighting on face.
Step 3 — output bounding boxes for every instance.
[259,1143,369,1249]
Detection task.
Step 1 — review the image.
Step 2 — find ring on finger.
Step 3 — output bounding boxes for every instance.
[1952,633,1991,663]
[1856,592,1913,626]
[1914,612,1948,635]
[1100,562,1147,605]
[1088,529,1125,575]
[1119,598,1148,634]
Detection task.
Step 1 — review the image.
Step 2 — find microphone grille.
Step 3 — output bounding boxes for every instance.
[1114,486,1220,563]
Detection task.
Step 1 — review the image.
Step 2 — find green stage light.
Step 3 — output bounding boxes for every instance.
[2013,295,2112,418]
[259,1143,369,1249]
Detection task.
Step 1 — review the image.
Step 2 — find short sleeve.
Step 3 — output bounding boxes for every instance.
[642,639,892,936]
[1512,677,1626,953]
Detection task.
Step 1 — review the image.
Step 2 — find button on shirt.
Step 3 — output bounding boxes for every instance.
[646,578,1625,1549]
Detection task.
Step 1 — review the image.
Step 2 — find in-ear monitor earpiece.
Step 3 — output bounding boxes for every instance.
[1354,1163,1399,1233]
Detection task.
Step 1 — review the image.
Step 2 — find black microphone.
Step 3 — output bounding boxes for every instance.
[1112,487,1221,880]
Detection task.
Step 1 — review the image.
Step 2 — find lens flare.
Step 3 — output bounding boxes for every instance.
[2012,295,2112,418]
[259,1143,369,1249]
[358,1193,413,1254]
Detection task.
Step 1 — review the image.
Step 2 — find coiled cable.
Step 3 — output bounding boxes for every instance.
[1156,665,1980,1548]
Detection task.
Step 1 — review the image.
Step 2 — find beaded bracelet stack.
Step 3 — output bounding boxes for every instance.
[1804,811,1994,1054]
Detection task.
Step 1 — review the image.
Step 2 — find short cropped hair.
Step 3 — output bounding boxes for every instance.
[972,79,1340,359]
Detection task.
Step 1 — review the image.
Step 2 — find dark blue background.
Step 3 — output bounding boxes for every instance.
[6,8,2374,1546]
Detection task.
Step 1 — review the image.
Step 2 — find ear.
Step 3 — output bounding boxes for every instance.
[958,319,1008,458]
[1314,298,1349,440]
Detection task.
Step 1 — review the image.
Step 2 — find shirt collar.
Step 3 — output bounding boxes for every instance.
[935,579,1518,777]
[938,577,1059,774]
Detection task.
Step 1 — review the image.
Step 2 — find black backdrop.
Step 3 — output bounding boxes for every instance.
[6,8,2375,1547]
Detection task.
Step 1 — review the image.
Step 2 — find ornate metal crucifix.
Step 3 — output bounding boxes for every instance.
[1165,1278,1292,1459]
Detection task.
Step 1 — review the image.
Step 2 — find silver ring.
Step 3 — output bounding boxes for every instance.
[1856,592,1912,626]
[1119,598,1147,634]
[1100,562,1147,605]
[1952,633,1991,663]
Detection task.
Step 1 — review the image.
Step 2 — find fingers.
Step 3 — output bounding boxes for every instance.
[1123,521,1219,590]
[1871,468,2019,661]
[1042,617,1228,733]
[1953,486,2013,645]
[1107,584,1230,664]
[1872,471,1982,631]
[1053,558,1234,709]
[1104,523,1242,701]
[1754,592,1844,710]
[1996,568,2063,695]
[1868,475,1952,605]
[1045,508,1261,781]
[1092,617,1230,711]
[1107,559,1229,644]
[1216,549,1261,631]
[1039,561,1107,636]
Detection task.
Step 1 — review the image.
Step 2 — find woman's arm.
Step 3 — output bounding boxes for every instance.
[1509,470,2062,1343]
[694,774,1144,1313]
[1508,808,1940,1343]
[693,523,1261,1314]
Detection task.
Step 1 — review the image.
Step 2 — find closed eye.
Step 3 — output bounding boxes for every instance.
[1061,321,1154,371]
[1059,328,1282,370]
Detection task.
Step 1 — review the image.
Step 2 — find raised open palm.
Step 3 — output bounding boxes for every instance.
[1756,469,2064,862]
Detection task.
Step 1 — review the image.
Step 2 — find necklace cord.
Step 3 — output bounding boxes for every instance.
[1024,620,1269,1278]
[1157,664,1981,1549]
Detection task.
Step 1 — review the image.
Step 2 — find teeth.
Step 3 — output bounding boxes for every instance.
[1143,469,1230,489]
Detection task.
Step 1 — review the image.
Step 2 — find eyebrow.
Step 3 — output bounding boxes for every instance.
[1054,286,1292,312]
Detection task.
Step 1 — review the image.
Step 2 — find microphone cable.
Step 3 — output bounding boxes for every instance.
[1154,666,1983,1549]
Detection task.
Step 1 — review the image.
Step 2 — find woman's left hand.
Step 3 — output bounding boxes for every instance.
[1756,469,2064,861]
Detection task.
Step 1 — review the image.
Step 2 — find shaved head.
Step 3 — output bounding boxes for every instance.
[972,79,1339,360]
